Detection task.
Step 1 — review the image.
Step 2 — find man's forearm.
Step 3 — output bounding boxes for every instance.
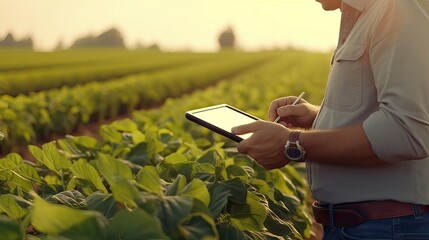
[300,125,386,167]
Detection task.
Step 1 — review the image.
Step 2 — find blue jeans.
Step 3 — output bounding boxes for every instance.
[322,211,429,240]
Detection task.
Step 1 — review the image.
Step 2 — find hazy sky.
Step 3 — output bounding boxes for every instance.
[0,0,341,52]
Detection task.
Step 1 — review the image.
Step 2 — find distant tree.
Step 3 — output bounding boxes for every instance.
[71,35,97,48]
[54,40,65,51]
[70,27,125,49]
[96,28,125,47]
[218,26,236,50]
[0,33,33,49]
[134,41,161,51]
[135,41,145,50]
[16,37,33,48]
[147,43,161,51]
[0,33,15,47]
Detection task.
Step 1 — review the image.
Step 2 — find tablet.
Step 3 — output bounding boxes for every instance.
[185,104,259,142]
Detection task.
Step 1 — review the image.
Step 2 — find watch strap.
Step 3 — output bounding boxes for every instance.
[289,130,302,143]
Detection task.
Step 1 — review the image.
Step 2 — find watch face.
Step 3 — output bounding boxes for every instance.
[286,147,302,160]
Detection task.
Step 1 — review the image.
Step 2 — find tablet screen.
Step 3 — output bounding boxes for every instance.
[186,104,258,141]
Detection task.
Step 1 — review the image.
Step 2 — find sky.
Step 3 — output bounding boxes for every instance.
[0,0,341,52]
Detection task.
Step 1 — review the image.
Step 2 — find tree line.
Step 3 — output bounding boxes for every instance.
[0,26,236,51]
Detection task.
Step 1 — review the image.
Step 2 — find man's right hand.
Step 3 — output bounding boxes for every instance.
[269,96,320,129]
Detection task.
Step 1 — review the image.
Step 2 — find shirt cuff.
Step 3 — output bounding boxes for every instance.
[363,109,425,162]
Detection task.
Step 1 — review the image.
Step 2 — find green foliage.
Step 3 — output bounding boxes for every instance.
[107,209,168,240]
[0,50,330,239]
[0,215,23,240]
[31,193,108,240]
[0,153,41,195]
[0,51,274,153]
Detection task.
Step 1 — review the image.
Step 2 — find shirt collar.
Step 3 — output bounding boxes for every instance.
[342,0,371,12]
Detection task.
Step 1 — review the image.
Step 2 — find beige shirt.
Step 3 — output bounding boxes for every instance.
[310,0,429,204]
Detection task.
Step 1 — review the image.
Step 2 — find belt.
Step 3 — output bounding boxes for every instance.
[312,200,429,227]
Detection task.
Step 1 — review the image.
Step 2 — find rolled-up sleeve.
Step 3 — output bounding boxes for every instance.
[363,0,429,162]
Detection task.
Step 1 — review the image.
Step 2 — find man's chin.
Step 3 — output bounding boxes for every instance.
[316,0,341,11]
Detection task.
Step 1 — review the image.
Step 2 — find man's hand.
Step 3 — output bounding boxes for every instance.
[269,96,319,129]
[232,120,290,170]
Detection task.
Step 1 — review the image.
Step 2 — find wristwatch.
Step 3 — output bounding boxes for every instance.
[283,130,306,162]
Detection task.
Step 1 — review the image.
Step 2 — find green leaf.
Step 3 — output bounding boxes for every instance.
[226,165,250,181]
[70,161,108,194]
[157,196,193,234]
[72,136,99,149]
[196,149,218,165]
[0,153,41,193]
[108,176,142,208]
[267,170,296,196]
[0,194,27,219]
[158,128,174,144]
[99,125,122,143]
[209,178,247,218]
[23,235,43,240]
[208,179,248,218]
[165,174,187,196]
[264,201,294,237]
[230,192,268,231]
[96,153,133,181]
[136,166,163,196]
[47,190,87,209]
[232,153,255,168]
[251,178,275,201]
[217,222,251,240]
[126,141,153,166]
[28,141,71,175]
[131,130,146,144]
[58,136,99,155]
[110,118,139,132]
[0,215,22,240]
[31,193,108,240]
[86,192,119,219]
[179,178,210,206]
[159,153,193,180]
[208,186,232,219]
[244,230,286,240]
[191,198,213,217]
[178,213,218,240]
[220,178,247,204]
[282,165,307,189]
[107,209,169,240]
[163,152,188,165]
[273,189,301,214]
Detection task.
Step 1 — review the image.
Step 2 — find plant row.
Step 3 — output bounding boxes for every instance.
[0,51,221,96]
[0,52,276,154]
[0,49,159,72]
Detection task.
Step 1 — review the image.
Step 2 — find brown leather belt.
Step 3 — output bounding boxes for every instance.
[312,200,429,227]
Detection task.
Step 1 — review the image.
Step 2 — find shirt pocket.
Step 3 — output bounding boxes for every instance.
[324,43,367,112]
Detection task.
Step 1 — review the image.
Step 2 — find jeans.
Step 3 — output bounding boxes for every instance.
[322,211,429,240]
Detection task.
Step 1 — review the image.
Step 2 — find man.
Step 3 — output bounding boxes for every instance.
[232,0,429,238]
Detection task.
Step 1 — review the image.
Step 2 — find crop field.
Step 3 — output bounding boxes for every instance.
[0,49,330,239]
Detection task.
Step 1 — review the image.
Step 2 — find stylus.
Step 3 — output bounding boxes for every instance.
[274,92,305,123]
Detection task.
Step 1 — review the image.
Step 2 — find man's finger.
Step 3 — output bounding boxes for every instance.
[231,120,263,135]
[269,97,292,120]
[277,105,304,118]
[236,140,249,154]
